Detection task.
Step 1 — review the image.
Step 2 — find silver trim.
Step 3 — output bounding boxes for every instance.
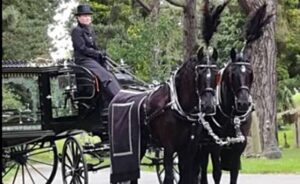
[111,102,134,157]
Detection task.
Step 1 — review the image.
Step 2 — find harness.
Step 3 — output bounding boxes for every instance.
[169,69,200,122]
[143,60,218,143]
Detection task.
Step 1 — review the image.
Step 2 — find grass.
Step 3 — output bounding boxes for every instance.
[3,124,299,184]
[239,148,300,173]
[205,148,300,174]
[278,124,295,148]
[27,128,300,174]
[205,124,300,174]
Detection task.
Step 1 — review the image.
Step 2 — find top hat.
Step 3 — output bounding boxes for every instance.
[75,4,93,16]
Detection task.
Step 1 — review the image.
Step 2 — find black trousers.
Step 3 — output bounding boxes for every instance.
[76,58,121,102]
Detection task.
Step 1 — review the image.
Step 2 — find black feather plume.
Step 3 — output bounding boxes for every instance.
[244,3,274,44]
[202,0,229,46]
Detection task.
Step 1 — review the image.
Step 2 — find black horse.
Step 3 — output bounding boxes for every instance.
[109,46,219,184]
[145,46,219,184]
[198,48,254,184]
[198,3,274,184]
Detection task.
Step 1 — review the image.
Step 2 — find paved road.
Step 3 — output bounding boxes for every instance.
[52,163,300,184]
[7,163,300,184]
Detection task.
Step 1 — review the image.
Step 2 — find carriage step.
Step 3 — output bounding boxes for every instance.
[83,142,110,152]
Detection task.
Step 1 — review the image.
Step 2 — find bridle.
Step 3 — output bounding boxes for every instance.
[195,56,218,116]
[200,60,254,146]
[220,61,253,118]
[169,56,217,121]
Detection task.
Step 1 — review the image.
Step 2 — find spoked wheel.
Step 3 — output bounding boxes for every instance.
[61,136,88,184]
[2,140,58,184]
[155,149,179,184]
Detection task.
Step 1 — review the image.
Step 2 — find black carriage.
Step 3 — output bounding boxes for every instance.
[2,58,178,184]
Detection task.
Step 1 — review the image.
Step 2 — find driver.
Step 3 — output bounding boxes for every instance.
[71,4,121,103]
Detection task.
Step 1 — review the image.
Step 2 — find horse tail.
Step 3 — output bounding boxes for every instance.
[202,0,230,46]
[244,3,274,44]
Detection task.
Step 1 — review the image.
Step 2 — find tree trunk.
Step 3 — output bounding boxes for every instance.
[183,0,197,62]
[296,112,300,148]
[244,112,263,157]
[238,0,281,159]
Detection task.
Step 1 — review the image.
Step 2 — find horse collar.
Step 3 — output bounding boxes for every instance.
[169,69,199,122]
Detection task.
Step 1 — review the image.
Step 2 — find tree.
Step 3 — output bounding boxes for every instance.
[136,0,198,61]
[276,0,300,111]
[107,8,183,82]
[87,0,134,49]
[2,0,58,60]
[212,1,246,65]
[238,0,281,159]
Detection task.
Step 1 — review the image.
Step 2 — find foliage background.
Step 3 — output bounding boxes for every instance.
[2,0,300,112]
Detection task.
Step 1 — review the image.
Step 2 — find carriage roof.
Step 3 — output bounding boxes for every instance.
[2,59,149,89]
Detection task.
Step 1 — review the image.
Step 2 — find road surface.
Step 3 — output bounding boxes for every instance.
[6,163,300,184]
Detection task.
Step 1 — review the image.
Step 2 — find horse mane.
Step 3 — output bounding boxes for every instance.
[244,3,274,44]
[174,56,199,85]
[202,0,229,46]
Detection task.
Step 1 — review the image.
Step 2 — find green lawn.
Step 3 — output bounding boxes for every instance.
[205,124,300,174]
[4,125,299,184]
[240,148,300,173]
[39,127,300,174]
[278,124,296,148]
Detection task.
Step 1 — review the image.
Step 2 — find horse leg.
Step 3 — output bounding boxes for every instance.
[178,150,188,184]
[210,147,221,184]
[163,148,174,184]
[199,147,209,184]
[229,169,239,184]
[229,152,244,184]
[191,145,202,184]
[178,142,200,184]
[229,143,246,184]
[129,180,138,184]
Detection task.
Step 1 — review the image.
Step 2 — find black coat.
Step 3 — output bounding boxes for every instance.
[71,23,101,62]
[71,23,121,99]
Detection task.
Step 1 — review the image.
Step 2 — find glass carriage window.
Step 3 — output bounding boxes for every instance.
[2,75,42,131]
[50,75,78,118]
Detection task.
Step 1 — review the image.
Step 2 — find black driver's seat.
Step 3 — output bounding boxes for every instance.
[70,65,103,117]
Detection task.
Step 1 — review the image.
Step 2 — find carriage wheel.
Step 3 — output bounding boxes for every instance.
[61,136,88,184]
[2,140,58,184]
[155,149,179,184]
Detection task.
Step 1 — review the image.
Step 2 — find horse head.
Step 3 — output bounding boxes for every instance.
[222,48,253,113]
[173,46,218,119]
[196,47,218,115]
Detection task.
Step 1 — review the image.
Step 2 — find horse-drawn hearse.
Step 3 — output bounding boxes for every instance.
[2,1,272,184]
[2,57,179,184]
